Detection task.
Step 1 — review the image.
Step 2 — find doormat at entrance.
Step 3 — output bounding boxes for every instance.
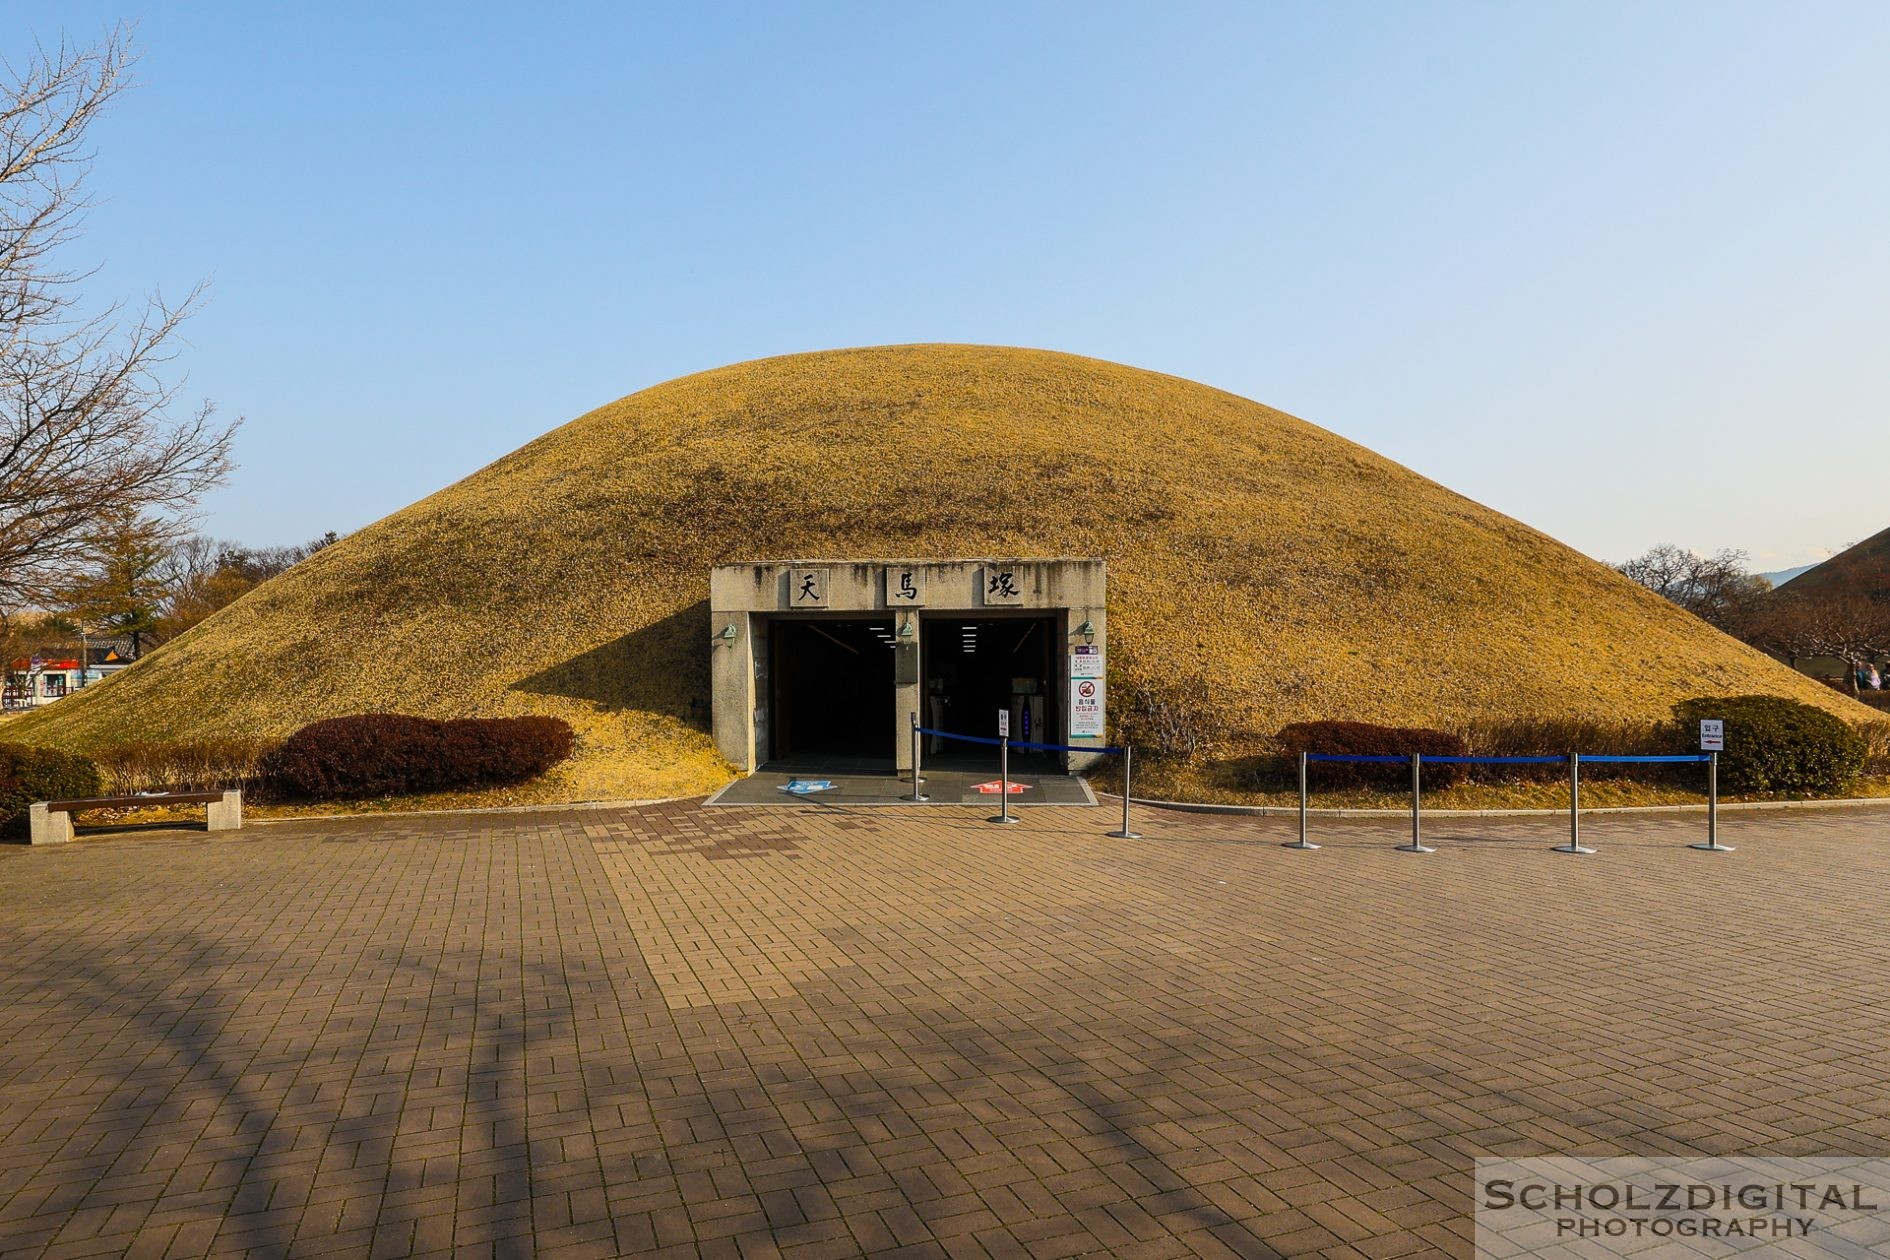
[708,770,1096,807]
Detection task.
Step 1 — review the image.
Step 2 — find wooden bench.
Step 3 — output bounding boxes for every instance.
[30,790,243,845]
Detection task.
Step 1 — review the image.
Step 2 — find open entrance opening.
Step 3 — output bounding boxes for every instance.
[921,614,1060,770]
[767,618,897,768]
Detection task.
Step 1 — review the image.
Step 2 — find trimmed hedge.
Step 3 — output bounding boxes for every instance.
[1276,720,1471,789]
[0,743,103,839]
[1672,695,1865,795]
[263,714,575,800]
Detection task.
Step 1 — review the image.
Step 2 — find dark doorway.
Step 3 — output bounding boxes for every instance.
[768,618,897,766]
[921,615,1059,770]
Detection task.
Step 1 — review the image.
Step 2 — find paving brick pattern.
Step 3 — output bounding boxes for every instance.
[1,800,1888,1258]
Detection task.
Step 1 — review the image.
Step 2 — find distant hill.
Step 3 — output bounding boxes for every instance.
[1777,527,1890,597]
[1760,564,1815,587]
[10,344,1872,800]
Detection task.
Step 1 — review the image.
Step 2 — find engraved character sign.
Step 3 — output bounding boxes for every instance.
[886,567,926,607]
[789,568,829,608]
[983,565,1024,606]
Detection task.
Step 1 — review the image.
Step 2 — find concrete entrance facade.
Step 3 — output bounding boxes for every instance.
[709,559,1108,773]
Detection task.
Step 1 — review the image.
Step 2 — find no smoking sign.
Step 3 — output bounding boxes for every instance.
[1070,678,1103,738]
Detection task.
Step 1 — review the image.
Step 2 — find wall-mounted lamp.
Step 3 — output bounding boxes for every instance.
[897,617,916,644]
[1077,619,1096,644]
[715,623,738,646]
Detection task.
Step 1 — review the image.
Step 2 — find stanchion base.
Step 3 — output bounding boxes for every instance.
[1107,829,1141,839]
[905,794,929,802]
[1688,842,1734,852]
[1552,844,1597,854]
[988,815,1022,825]
[1282,841,1320,850]
[1396,844,1436,854]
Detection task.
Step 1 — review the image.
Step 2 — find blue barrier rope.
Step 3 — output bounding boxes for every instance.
[1305,752,1712,765]
[916,726,1124,757]
[918,737,1709,765]
[920,727,1002,746]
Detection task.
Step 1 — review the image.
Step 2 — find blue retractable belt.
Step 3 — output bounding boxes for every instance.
[1306,752,1709,765]
[916,726,1124,757]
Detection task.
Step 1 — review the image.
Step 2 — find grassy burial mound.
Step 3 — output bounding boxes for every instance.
[11,344,1871,801]
[1778,525,1890,599]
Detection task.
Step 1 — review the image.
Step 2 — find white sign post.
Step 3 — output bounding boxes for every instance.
[990,708,1019,825]
[1692,719,1732,851]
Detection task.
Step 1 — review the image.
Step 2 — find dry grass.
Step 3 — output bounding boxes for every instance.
[9,344,1875,800]
[1860,720,1890,777]
[90,737,279,795]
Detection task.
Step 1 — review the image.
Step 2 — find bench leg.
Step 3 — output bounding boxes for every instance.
[30,804,73,845]
[207,790,243,832]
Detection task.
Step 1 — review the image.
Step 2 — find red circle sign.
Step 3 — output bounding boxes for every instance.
[1077,681,1096,698]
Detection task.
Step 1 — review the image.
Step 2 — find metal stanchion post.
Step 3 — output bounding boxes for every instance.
[1108,745,1141,839]
[1690,751,1732,851]
[989,735,1020,824]
[906,712,928,802]
[1555,751,1594,854]
[1398,752,1433,852]
[1284,750,1318,849]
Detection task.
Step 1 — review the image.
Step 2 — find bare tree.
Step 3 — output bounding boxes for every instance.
[0,28,238,616]
[1748,566,1890,692]
[1617,544,1772,636]
[158,529,339,637]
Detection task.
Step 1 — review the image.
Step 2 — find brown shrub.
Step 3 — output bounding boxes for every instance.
[263,714,575,800]
[1452,717,1684,784]
[1276,720,1470,789]
[0,744,102,839]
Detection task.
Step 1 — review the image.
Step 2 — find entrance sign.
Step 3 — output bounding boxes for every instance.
[982,565,1025,605]
[1700,719,1724,752]
[974,780,1029,794]
[788,568,829,607]
[1070,645,1103,678]
[885,567,926,607]
[1070,678,1103,737]
[997,709,1010,737]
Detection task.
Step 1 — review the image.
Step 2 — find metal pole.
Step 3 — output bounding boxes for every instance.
[1691,751,1732,851]
[1108,746,1141,839]
[989,735,1020,824]
[906,711,927,801]
[1399,752,1434,852]
[1285,749,1318,849]
[1555,751,1594,853]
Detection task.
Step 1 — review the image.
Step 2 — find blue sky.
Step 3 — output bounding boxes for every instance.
[10,2,1887,567]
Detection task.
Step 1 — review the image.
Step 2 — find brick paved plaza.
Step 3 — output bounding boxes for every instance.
[2,800,1888,1259]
